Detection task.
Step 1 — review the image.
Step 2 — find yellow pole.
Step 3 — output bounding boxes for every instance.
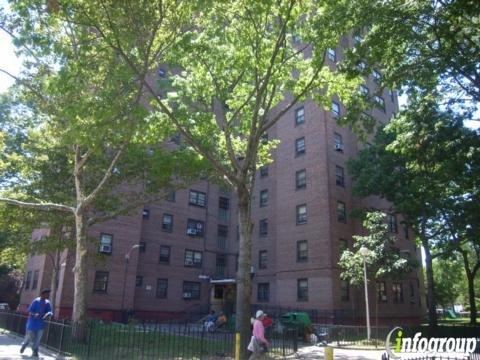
[325,346,334,360]
[235,332,241,360]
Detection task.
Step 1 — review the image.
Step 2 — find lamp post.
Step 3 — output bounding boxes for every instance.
[359,246,371,341]
[121,244,140,321]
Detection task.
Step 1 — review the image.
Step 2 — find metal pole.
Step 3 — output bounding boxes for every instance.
[363,258,371,341]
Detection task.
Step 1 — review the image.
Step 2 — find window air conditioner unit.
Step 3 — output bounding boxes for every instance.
[187,228,197,235]
[185,259,193,266]
[183,292,192,299]
[335,143,344,152]
[100,244,112,253]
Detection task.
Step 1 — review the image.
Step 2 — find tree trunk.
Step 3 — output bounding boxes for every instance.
[235,188,253,360]
[422,239,438,328]
[49,249,61,314]
[72,211,88,341]
[460,251,477,325]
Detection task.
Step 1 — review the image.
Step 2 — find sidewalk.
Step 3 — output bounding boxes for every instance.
[292,345,385,359]
[0,331,66,360]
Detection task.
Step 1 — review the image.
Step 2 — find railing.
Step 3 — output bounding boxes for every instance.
[314,324,391,349]
[0,311,298,359]
[251,304,356,324]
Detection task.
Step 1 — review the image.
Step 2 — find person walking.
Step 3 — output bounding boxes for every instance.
[20,288,53,358]
[248,310,270,359]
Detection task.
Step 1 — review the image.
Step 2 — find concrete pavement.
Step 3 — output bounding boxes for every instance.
[0,331,66,360]
[291,345,385,359]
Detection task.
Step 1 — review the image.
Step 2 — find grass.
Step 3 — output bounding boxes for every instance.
[63,323,235,359]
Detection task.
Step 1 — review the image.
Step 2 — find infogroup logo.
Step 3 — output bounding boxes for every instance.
[385,327,478,359]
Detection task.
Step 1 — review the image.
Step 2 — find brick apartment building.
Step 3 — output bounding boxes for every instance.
[19,35,425,325]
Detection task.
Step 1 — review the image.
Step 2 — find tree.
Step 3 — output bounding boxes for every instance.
[0,3,204,334]
[69,1,370,353]
[339,211,417,327]
[432,255,466,309]
[342,0,480,114]
[348,95,480,327]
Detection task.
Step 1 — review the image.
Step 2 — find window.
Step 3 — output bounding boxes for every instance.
[372,69,382,83]
[292,33,301,43]
[217,224,228,238]
[297,240,308,262]
[296,204,307,225]
[219,197,230,221]
[136,276,143,287]
[158,68,167,78]
[260,166,269,178]
[403,223,409,239]
[99,233,113,254]
[259,189,268,207]
[295,107,305,125]
[184,249,203,268]
[341,280,350,301]
[258,283,270,302]
[335,166,345,187]
[259,219,268,237]
[93,271,109,293]
[189,190,207,207]
[393,283,404,303]
[387,214,398,233]
[331,101,340,118]
[356,61,366,72]
[142,209,150,219]
[339,239,348,256]
[139,242,146,253]
[156,279,168,298]
[187,219,204,237]
[374,95,385,111]
[159,246,171,264]
[297,279,308,301]
[327,48,336,62]
[183,281,201,300]
[166,191,176,202]
[337,201,347,223]
[360,85,369,96]
[32,270,39,290]
[25,271,32,290]
[162,214,173,232]
[377,281,387,302]
[296,169,306,189]
[409,282,415,304]
[334,133,343,152]
[295,137,306,156]
[215,254,227,277]
[259,250,267,269]
[353,32,363,45]
[260,132,268,144]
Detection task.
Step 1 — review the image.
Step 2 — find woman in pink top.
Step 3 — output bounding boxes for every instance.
[248,310,270,359]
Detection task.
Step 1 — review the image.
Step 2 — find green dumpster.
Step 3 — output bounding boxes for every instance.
[279,312,312,331]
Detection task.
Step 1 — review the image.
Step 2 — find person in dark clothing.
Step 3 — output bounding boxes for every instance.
[20,289,53,358]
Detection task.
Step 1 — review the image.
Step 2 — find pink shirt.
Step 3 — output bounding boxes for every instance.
[252,319,268,344]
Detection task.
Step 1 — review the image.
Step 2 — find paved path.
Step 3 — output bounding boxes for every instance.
[291,345,385,359]
[0,331,66,360]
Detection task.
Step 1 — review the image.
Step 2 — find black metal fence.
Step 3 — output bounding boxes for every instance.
[251,304,355,324]
[313,324,391,349]
[0,311,298,359]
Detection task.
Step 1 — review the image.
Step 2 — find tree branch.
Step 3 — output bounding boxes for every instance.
[0,198,74,213]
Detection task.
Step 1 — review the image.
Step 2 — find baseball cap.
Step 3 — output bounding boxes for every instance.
[256,310,266,318]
